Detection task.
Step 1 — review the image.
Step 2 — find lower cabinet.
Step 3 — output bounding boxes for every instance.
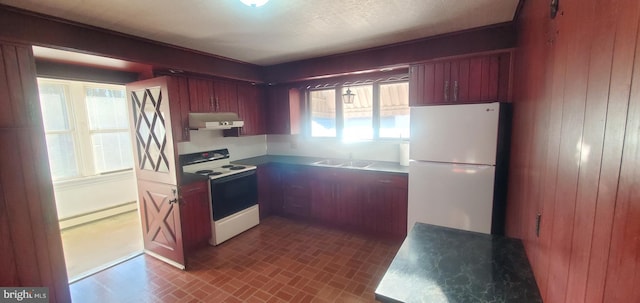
[257,163,408,239]
[256,165,271,219]
[280,165,311,217]
[361,173,408,238]
[180,180,212,254]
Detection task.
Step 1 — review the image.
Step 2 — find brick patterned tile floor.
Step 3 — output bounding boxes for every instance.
[69,216,402,302]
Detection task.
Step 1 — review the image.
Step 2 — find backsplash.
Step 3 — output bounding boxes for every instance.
[178,130,267,160]
[266,134,405,163]
[178,131,406,163]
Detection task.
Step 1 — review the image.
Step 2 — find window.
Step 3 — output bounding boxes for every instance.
[379,82,410,138]
[308,80,409,141]
[38,79,133,181]
[39,83,80,179]
[309,89,337,137]
[343,85,373,140]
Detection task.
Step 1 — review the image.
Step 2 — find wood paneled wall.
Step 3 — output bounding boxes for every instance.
[506,0,640,302]
[0,41,70,302]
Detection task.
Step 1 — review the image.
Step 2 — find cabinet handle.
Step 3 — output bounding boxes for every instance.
[183,127,190,140]
[444,80,450,102]
[209,96,214,111]
[378,179,392,184]
[215,97,220,111]
[453,80,459,102]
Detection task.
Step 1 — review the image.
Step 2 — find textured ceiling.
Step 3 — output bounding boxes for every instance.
[0,0,519,66]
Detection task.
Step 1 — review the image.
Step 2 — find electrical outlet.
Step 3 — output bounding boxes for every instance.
[535,213,542,237]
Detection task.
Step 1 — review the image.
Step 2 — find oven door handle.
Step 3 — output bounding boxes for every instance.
[211,170,256,184]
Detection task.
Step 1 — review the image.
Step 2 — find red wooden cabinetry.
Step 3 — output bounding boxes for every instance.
[259,163,408,239]
[361,172,408,238]
[410,52,511,106]
[279,165,311,217]
[266,85,301,135]
[308,166,408,239]
[310,167,363,229]
[187,77,238,113]
[256,164,277,219]
[237,82,267,136]
[179,180,211,254]
[167,76,191,142]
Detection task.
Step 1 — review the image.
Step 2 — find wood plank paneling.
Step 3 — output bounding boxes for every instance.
[0,181,19,285]
[603,6,640,300]
[545,0,594,301]
[584,0,640,301]
[508,0,640,302]
[263,23,517,83]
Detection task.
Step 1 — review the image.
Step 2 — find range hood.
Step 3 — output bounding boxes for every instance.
[188,112,245,130]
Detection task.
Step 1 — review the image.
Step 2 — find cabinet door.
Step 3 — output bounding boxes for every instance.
[237,83,266,136]
[335,174,365,228]
[310,168,340,223]
[187,77,213,112]
[409,52,509,106]
[280,165,310,217]
[363,173,408,238]
[257,165,272,219]
[180,181,211,253]
[266,85,301,134]
[168,76,190,142]
[212,79,238,113]
[408,64,425,106]
[455,55,500,103]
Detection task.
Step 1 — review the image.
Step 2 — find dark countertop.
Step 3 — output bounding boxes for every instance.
[232,155,409,174]
[375,223,542,303]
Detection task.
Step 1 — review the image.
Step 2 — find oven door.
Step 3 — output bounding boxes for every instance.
[210,170,258,221]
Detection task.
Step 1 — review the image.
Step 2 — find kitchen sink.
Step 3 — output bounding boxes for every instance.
[312,159,374,169]
[312,159,345,166]
[342,160,373,168]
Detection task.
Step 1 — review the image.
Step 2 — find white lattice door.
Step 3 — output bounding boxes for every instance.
[127,77,185,269]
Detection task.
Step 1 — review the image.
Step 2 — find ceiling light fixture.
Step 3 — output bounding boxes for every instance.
[342,87,355,104]
[240,0,269,7]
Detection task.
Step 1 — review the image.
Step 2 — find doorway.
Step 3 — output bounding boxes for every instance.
[37,77,143,282]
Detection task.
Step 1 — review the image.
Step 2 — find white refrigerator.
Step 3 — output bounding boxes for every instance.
[407,102,510,234]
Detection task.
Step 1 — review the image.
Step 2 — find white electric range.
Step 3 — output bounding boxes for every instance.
[180,148,259,246]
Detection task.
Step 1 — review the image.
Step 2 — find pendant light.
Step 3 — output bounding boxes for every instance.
[342,87,355,104]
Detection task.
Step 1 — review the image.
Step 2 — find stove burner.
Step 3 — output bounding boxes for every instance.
[209,172,223,176]
[229,166,246,171]
[221,165,234,168]
[195,170,213,174]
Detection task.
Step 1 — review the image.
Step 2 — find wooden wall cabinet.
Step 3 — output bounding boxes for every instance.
[179,180,212,254]
[409,52,511,106]
[166,74,268,139]
[187,77,238,113]
[266,85,301,135]
[237,82,267,136]
[166,76,191,142]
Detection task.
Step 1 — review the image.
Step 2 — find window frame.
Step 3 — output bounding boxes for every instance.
[305,77,409,141]
[37,78,133,181]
